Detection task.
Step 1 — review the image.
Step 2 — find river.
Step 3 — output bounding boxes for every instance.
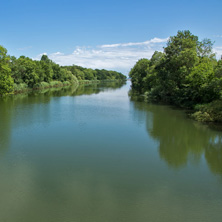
[0,81,222,222]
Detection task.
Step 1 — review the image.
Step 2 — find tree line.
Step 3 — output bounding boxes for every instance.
[0,45,126,95]
[129,30,222,122]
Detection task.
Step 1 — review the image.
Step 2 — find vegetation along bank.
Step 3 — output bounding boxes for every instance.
[0,45,126,95]
[129,30,222,123]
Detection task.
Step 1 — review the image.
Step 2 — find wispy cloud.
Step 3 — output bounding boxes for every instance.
[33,37,222,75]
[214,35,222,38]
[100,38,169,48]
[33,37,168,74]
[17,46,32,51]
[214,46,222,58]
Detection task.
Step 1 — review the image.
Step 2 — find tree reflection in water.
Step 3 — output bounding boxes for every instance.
[0,81,126,157]
[130,94,222,176]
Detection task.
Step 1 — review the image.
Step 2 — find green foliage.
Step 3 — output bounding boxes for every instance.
[215,59,222,78]
[197,38,215,59]
[0,45,14,95]
[84,68,95,80]
[129,58,150,92]
[63,81,72,85]
[48,81,63,87]
[33,81,50,89]
[69,74,78,85]
[40,54,51,63]
[13,83,28,92]
[0,74,14,95]
[65,65,126,82]
[11,56,40,87]
[40,60,53,82]
[192,100,222,122]
[130,30,222,113]
[0,44,126,95]
[186,58,221,104]
[157,30,200,105]
[129,30,222,122]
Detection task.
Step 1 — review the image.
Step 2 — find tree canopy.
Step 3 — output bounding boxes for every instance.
[0,46,14,95]
[129,30,221,109]
[0,47,126,96]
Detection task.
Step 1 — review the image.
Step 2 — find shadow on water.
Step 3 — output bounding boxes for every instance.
[0,81,126,156]
[0,99,12,155]
[129,94,222,176]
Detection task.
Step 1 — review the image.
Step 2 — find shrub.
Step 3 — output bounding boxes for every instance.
[13,83,28,92]
[33,82,49,89]
[48,81,63,87]
[192,100,222,122]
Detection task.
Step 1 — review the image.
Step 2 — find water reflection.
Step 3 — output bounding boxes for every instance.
[205,136,222,175]
[0,98,12,154]
[0,82,222,222]
[130,95,222,175]
[0,81,126,156]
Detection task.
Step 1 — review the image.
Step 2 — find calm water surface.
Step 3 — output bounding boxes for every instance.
[0,82,222,222]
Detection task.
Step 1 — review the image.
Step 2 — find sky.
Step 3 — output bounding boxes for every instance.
[1,0,222,75]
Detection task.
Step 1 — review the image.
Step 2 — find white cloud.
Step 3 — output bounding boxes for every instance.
[33,37,168,75]
[17,46,32,51]
[51,52,64,56]
[33,37,222,75]
[100,37,169,48]
[214,46,222,59]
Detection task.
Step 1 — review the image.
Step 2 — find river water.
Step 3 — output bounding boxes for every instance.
[0,82,222,222]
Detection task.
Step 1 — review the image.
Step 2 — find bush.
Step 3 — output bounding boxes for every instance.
[191,111,213,122]
[192,100,222,122]
[13,83,28,92]
[63,81,72,86]
[33,82,49,89]
[48,81,63,87]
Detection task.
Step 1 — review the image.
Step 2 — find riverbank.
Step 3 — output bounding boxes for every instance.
[11,79,126,95]
[78,79,126,85]
[13,80,78,94]
[129,90,222,126]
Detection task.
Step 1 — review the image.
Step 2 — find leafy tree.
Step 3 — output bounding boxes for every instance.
[41,54,51,63]
[0,45,14,95]
[215,59,222,78]
[12,56,39,87]
[164,30,199,90]
[84,68,95,80]
[52,63,62,80]
[1,45,126,94]
[40,60,53,82]
[129,58,150,92]
[186,57,219,103]
[150,51,165,66]
[197,38,215,59]
[130,30,222,109]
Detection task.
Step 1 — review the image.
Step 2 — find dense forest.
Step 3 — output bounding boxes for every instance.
[0,45,126,95]
[129,30,222,122]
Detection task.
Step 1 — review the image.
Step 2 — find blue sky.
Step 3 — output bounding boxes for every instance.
[1,0,222,74]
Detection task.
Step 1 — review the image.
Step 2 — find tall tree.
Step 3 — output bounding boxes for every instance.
[0,46,14,95]
[129,58,150,92]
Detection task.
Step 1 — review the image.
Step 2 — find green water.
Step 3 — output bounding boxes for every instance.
[0,82,222,222]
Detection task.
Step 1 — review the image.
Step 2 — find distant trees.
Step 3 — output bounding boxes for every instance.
[0,46,126,96]
[64,66,126,82]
